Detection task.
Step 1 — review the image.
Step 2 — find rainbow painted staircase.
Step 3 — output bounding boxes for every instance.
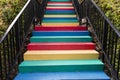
[14,0,110,80]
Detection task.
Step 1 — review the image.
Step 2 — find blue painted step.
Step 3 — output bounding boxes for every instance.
[14,71,110,80]
[45,10,75,14]
[32,31,90,36]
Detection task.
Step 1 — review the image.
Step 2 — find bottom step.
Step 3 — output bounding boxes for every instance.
[14,72,110,80]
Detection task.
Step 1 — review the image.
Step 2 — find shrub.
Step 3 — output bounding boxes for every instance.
[94,0,120,30]
[0,0,27,36]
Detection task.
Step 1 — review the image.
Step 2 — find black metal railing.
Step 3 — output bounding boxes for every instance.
[74,0,120,80]
[0,0,47,80]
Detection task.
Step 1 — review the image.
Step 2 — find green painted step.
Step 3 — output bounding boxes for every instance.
[47,5,73,7]
[30,36,92,42]
[19,60,104,73]
[42,19,78,23]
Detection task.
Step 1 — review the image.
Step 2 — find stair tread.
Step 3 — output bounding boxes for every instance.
[28,42,95,45]
[24,50,98,54]
[30,36,92,38]
[14,72,110,80]
[19,60,103,68]
[42,23,79,27]
[24,50,98,60]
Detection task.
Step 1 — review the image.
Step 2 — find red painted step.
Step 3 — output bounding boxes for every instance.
[27,42,95,50]
[35,26,87,31]
[46,7,74,10]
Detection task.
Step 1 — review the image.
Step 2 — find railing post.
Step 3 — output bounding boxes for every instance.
[117,49,120,79]
[0,44,2,80]
[102,20,108,62]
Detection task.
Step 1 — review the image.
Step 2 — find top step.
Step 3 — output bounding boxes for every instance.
[48,0,72,2]
[35,26,87,31]
[47,2,73,6]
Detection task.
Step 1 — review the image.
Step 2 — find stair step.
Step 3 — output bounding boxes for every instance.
[47,4,73,7]
[14,72,110,80]
[42,23,79,27]
[43,17,77,20]
[35,26,87,31]
[19,60,104,73]
[46,7,74,10]
[32,31,89,36]
[45,10,75,14]
[24,50,98,60]
[30,36,92,42]
[47,2,72,5]
[42,18,78,23]
[44,14,76,18]
[27,42,95,50]
[48,0,72,2]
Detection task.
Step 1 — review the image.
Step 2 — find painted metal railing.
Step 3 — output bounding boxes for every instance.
[0,0,47,80]
[73,0,120,80]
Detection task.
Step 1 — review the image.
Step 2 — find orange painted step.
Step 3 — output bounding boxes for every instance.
[27,42,96,50]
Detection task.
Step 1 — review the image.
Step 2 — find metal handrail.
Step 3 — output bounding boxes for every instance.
[91,0,120,37]
[0,0,48,79]
[73,0,120,79]
[0,0,31,43]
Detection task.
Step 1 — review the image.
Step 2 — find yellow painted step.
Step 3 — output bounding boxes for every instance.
[42,23,79,27]
[44,15,77,18]
[24,50,99,60]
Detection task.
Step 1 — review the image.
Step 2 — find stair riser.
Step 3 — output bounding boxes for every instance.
[43,18,78,20]
[48,0,72,2]
[30,37,92,42]
[44,15,76,18]
[19,65,103,73]
[45,10,75,14]
[42,20,78,23]
[42,23,79,26]
[46,8,74,10]
[27,44,95,50]
[32,31,90,36]
[24,54,98,60]
[35,26,87,31]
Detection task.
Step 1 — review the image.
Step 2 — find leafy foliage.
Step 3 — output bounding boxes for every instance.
[0,0,27,36]
[94,0,120,30]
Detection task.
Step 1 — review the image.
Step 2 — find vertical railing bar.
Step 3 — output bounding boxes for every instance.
[102,20,108,62]
[117,49,120,78]
[113,36,118,70]
[6,35,11,72]
[110,30,115,64]
[10,29,14,65]
[3,41,7,79]
[0,44,2,79]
